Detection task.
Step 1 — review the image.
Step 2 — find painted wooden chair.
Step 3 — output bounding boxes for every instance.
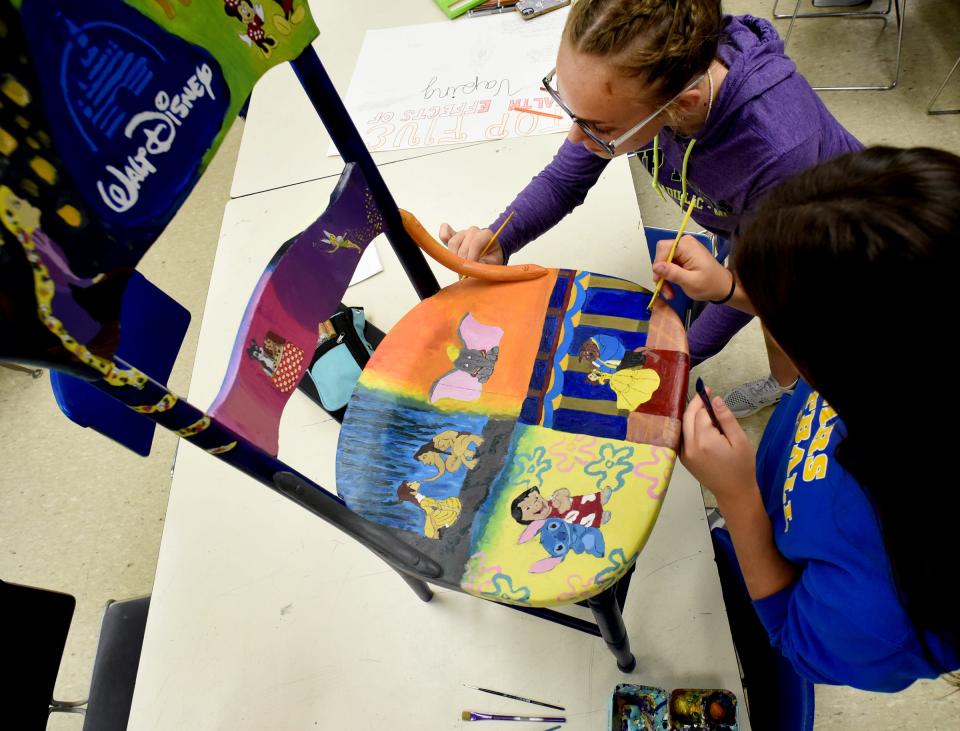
[0,1,688,671]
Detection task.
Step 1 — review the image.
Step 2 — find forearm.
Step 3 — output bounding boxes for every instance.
[725,275,755,315]
[718,488,796,600]
[490,138,608,259]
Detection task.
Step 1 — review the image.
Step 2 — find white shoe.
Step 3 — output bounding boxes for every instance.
[723,374,797,418]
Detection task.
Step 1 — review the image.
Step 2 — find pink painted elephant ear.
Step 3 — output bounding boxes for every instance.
[458,313,504,351]
[517,520,546,544]
[529,556,564,574]
[428,369,482,404]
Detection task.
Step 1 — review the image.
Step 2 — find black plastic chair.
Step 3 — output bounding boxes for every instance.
[1,579,149,731]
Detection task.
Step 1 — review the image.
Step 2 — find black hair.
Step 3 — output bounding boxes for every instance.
[735,146,960,669]
[510,486,542,524]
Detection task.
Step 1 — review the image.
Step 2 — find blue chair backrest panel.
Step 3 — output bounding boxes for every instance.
[50,270,190,456]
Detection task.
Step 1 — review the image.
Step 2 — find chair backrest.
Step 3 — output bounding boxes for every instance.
[208,163,386,456]
[0,579,76,728]
[50,271,190,456]
[0,0,318,378]
[82,596,151,731]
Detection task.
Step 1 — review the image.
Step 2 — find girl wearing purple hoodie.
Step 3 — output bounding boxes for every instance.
[440,0,861,418]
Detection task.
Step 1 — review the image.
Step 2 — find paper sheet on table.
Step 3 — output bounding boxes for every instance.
[330,9,571,156]
[349,242,382,286]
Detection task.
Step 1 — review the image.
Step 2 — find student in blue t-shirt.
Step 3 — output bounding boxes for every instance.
[651,146,960,698]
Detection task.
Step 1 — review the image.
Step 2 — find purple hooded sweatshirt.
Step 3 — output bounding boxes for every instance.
[488,15,862,364]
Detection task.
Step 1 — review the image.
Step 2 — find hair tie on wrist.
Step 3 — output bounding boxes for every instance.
[710,270,736,305]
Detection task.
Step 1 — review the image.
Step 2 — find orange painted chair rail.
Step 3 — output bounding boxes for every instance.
[399,210,549,282]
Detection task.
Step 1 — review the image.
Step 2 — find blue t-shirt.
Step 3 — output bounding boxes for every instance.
[751,380,959,691]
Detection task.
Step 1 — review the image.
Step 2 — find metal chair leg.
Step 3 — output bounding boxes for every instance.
[775,0,891,21]
[399,573,434,603]
[781,0,906,91]
[0,362,43,378]
[587,586,636,673]
[928,54,960,115]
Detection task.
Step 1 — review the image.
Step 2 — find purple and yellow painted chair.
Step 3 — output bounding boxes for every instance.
[0,0,688,672]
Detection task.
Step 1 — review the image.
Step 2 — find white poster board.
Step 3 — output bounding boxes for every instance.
[332,9,571,156]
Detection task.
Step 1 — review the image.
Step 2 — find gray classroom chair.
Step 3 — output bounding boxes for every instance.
[928,54,960,114]
[774,0,907,91]
[1,579,150,730]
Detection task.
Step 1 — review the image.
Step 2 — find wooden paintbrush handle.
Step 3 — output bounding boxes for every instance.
[399,209,548,282]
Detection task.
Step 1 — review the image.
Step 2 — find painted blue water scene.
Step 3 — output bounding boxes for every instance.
[337,385,489,539]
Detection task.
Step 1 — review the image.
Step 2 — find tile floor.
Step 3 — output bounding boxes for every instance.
[2,1,960,728]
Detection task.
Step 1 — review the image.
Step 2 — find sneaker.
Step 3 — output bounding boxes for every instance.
[723,374,797,418]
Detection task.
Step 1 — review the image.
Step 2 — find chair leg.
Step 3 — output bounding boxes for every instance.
[399,572,433,603]
[928,54,960,115]
[781,0,906,92]
[587,586,636,673]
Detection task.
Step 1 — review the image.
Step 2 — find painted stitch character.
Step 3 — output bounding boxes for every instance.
[511,485,611,528]
[414,430,483,482]
[518,517,606,573]
[396,480,462,540]
[224,0,277,56]
[429,313,503,403]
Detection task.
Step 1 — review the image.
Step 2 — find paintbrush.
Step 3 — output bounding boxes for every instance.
[695,377,725,436]
[460,210,516,280]
[512,106,564,120]
[647,196,697,310]
[463,684,565,711]
[462,710,566,723]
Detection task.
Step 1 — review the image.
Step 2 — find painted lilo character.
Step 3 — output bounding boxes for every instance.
[223,0,277,56]
[414,430,484,482]
[511,485,611,529]
[429,313,503,403]
[512,486,611,575]
[396,480,462,540]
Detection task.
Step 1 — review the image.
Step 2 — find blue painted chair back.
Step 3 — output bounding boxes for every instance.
[643,226,716,324]
[50,271,190,456]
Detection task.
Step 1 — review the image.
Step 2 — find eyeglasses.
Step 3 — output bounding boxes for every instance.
[542,68,705,156]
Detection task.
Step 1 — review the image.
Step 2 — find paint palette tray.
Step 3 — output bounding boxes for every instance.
[668,688,738,730]
[610,684,739,731]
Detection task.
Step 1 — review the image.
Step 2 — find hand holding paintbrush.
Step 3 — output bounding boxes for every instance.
[458,211,515,280]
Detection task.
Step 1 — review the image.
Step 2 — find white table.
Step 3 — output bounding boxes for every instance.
[231,0,565,198]
[128,12,751,728]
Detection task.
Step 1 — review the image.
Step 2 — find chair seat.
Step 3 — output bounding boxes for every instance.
[336,270,689,607]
